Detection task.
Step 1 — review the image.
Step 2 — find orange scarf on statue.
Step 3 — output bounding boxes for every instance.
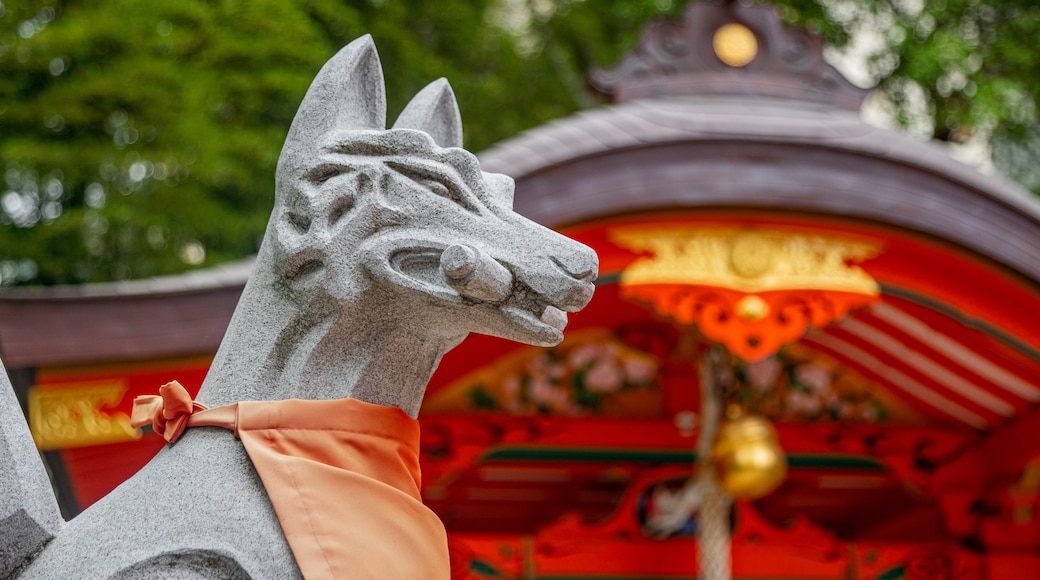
[131,381,450,580]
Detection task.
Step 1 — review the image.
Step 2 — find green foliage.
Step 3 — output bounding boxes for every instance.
[0,0,333,283]
[0,0,590,285]
[1,0,1038,285]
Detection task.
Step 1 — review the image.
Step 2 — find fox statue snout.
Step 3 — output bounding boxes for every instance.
[438,223,599,347]
[441,241,597,308]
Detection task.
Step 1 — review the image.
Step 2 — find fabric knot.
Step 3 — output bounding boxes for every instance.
[131,380,208,443]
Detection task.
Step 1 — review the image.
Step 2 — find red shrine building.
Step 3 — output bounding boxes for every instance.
[3,3,1040,578]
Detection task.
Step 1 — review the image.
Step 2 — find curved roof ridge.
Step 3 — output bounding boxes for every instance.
[0,257,254,301]
[478,95,1040,222]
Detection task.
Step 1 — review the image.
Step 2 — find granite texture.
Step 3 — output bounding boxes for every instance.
[0,510,52,577]
[12,35,597,577]
[0,361,62,579]
[21,428,296,579]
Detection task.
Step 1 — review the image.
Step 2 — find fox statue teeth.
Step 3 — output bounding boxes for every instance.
[539,306,568,331]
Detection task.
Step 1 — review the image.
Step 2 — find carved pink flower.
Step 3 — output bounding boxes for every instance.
[528,376,557,404]
[796,364,831,393]
[584,361,623,393]
[529,353,565,380]
[567,343,605,368]
[786,390,822,417]
[747,357,781,391]
[623,357,657,384]
[504,376,521,395]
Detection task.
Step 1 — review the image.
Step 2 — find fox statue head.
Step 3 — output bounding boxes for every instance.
[266,35,597,351]
[195,35,599,409]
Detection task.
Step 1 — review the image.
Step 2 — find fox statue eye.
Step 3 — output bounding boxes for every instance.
[426,177,479,215]
[388,162,479,214]
[305,164,347,185]
[419,177,451,200]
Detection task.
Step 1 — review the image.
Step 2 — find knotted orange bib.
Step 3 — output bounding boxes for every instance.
[132,382,450,580]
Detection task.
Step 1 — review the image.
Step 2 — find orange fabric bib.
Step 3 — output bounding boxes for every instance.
[132,382,450,580]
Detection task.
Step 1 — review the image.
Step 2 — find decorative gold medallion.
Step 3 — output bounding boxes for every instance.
[713,23,758,68]
[730,233,772,278]
[612,227,882,361]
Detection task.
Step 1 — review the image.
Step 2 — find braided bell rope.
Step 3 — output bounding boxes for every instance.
[696,346,733,580]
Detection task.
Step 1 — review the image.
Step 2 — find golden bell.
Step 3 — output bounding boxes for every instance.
[710,413,787,499]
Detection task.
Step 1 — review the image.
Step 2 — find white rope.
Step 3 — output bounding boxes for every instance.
[696,346,732,580]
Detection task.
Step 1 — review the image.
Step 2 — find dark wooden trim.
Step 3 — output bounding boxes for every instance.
[0,282,244,368]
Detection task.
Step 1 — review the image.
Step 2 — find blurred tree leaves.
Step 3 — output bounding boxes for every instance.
[1,0,1038,285]
[1,0,335,283]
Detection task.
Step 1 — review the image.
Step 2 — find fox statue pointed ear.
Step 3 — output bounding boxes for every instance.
[278,35,387,184]
[392,78,463,149]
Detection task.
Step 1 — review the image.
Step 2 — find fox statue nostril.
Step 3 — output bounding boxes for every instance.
[551,252,599,282]
[441,244,513,303]
[573,265,598,282]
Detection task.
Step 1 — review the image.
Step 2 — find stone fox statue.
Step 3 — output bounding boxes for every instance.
[0,36,597,579]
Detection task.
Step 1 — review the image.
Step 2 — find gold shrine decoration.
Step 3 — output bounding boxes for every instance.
[711,411,787,499]
[29,381,141,450]
[613,228,881,362]
[613,228,879,294]
[713,23,758,68]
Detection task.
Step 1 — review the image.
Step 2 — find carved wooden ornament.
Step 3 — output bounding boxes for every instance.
[28,382,140,450]
[613,227,881,361]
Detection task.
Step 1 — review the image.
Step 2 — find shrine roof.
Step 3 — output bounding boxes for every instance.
[0,259,252,367]
[478,94,1039,223]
